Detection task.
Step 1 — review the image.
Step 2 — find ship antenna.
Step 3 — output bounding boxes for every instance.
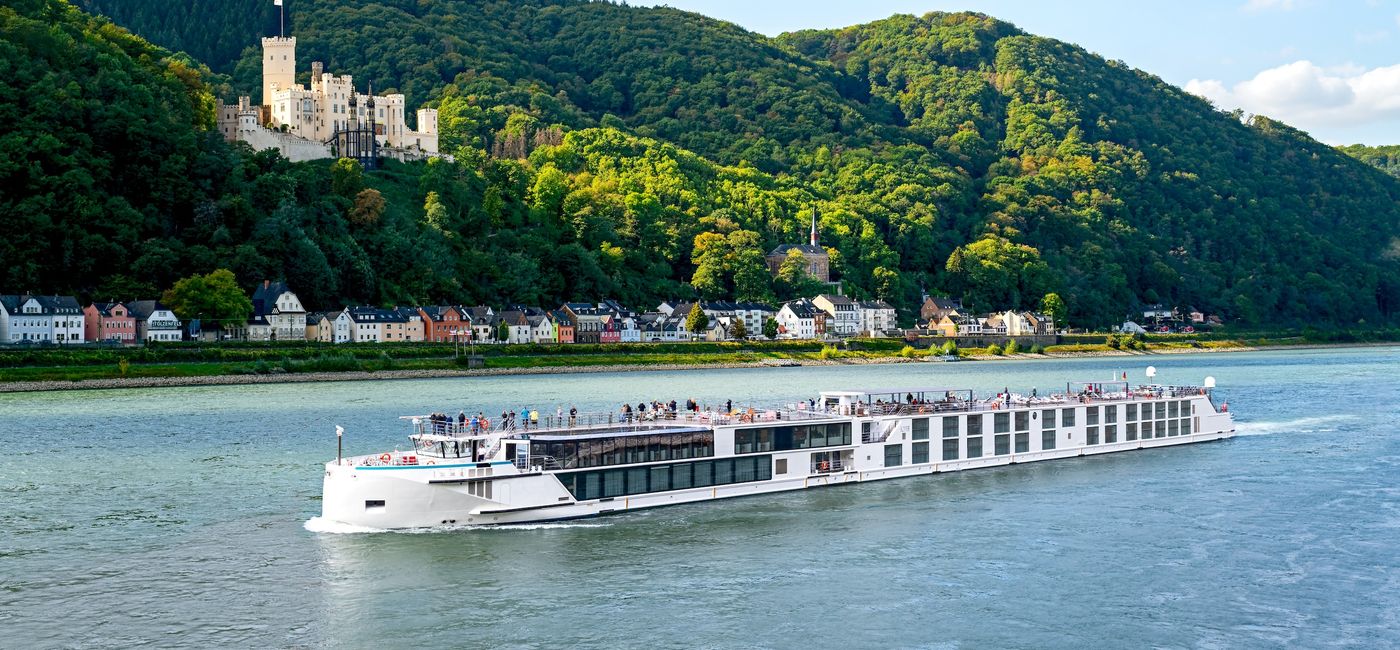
[336,425,344,465]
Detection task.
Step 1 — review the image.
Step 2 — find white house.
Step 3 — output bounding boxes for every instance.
[812,294,858,336]
[856,300,898,337]
[776,299,823,340]
[1120,321,1148,334]
[618,316,641,343]
[126,301,182,342]
[528,312,556,343]
[249,280,307,341]
[346,306,384,343]
[998,310,1036,336]
[0,295,85,344]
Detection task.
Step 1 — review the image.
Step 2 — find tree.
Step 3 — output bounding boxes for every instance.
[496,320,510,342]
[330,158,364,198]
[729,317,748,340]
[1040,292,1067,328]
[686,303,709,337]
[161,269,252,334]
[763,317,779,339]
[349,188,385,227]
[776,248,825,299]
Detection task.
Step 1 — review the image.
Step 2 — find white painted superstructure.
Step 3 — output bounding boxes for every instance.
[321,378,1235,529]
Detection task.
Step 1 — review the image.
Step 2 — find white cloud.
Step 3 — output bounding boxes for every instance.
[1242,0,1300,12]
[1187,60,1400,135]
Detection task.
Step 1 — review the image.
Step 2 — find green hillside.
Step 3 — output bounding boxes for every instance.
[1339,144,1400,180]
[11,0,1400,327]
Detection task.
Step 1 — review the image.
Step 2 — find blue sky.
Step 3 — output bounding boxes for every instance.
[641,0,1400,145]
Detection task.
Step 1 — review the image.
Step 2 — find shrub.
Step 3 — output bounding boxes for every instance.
[1105,334,1122,349]
[1005,340,1021,355]
[1030,344,1045,354]
[986,343,1004,355]
[818,345,839,360]
[899,345,919,359]
[940,341,958,356]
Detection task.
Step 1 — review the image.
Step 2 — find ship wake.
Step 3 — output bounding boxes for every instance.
[1234,414,1357,436]
[303,516,611,534]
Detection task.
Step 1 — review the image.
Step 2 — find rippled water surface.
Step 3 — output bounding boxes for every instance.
[3,347,1398,648]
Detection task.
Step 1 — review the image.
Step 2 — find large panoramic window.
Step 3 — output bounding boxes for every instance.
[544,431,714,470]
[1087,426,1100,445]
[1015,411,1029,431]
[943,416,959,438]
[1127,404,1138,421]
[1105,405,1117,423]
[1042,410,1057,428]
[1041,429,1056,450]
[1015,432,1029,453]
[1087,406,1099,426]
[1126,422,1138,441]
[995,434,1011,455]
[994,413,1010,434]
[556,454,774,501]
[968,414,983,437]
[1062,408,1077,427]
[1105,424,1117,444]
[912,418,930,440]
[735,423,851,454]
[967,436,983,458]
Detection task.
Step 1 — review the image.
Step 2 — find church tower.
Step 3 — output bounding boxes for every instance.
[261,36,297,107]
[810,205,819,246]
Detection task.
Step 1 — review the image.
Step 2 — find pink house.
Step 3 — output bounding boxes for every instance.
[84,302,137,344]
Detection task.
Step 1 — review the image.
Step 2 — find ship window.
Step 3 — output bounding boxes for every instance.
[626,467,648,495]
[912,442,929,464]
[912,418,929,440]
[1062,408,1076,427]
[1105,424,1117,443]
[1086,407,1099,426]
[1127,404,1138,420]
[1042,410,1056,428]
[713,459,734,484]
[734,457,757,482]
[1015,432,1029,453]
[603,469,625,497]
[994,434,1010,455]
[1105,405,1117,423]
[884,444,902,467]
[1087,426,1100,445]
[994,413,1010,433]
[1126,422,1138,441]
[1169,401,1179,418]
[968,414,983,436]
[1155,403,1166,419]
[943,416,959,438]
[364,500,385,509]
[650,465,670,492]
[582,472,601,500]
[1142,421,1154,438]
[1014,411,1029,431]
[775,458,788,475]
[942,438,959,460]
[1169,420,1180,436]
[966,437,983,458]
[648,435,666,462]
[672,463,692,489]
[692,461,714,487]
[1181,418,1191,434]
[1041,429,1056,450]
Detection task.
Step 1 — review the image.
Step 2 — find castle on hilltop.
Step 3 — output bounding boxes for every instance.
[216,33,439,165]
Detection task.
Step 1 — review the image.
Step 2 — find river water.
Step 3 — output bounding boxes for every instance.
[2,347,1398,648]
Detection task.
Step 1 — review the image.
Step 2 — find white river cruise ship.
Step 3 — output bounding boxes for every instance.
[321,375,1235,528]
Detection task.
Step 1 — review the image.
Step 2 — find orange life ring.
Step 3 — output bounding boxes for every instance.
[379,452,392,464]
[426,460,436,465]
[818,461,830,471]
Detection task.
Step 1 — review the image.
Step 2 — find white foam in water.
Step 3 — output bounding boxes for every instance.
[303,516,387,534]
[304,516,611,534]
[1234,414,1357,436]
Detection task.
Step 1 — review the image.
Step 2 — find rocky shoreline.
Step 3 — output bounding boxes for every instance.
[1,342,1378,394]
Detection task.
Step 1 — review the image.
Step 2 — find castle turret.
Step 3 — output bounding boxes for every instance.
[261,36,297,108]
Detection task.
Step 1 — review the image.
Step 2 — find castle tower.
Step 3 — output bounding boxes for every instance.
[261,36,296,108]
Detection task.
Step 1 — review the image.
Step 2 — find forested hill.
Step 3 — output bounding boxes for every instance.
[1339,144,1400,180]
[15,0,1400,327]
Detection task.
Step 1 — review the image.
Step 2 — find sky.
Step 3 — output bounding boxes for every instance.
[639,0,1400,145]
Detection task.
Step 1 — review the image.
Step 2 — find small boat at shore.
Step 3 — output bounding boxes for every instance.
[320,374,1235,528]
